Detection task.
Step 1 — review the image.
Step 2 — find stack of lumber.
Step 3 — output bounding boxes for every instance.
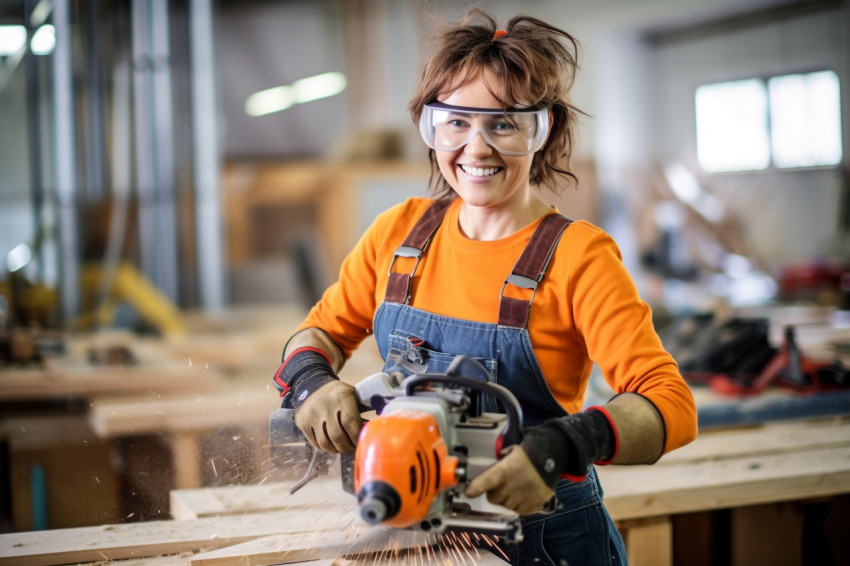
[1,417,848,565]
[0,475,509,565]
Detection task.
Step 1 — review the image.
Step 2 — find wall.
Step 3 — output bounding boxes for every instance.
[650,4,848,267]
[215,0,349,158]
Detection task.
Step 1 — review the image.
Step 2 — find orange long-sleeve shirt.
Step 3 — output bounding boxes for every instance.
[299,197,697,453]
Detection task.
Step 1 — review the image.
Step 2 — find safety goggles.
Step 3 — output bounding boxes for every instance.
[419,101,549,156]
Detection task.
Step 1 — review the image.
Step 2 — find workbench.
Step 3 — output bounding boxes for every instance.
[1,415,848,565]
[0,306,388,531]
[3,305,849,564]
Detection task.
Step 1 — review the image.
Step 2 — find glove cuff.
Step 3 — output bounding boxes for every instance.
[584,406,619,465]
[273,348,337,409]
[519,424,570,488]
[520,409,617,487]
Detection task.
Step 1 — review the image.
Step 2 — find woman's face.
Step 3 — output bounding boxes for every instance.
[435,71,537,213]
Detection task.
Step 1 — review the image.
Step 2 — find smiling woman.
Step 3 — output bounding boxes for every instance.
[274,7,697,566]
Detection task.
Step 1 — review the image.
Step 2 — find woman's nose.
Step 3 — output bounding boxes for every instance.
[464,130,494,157]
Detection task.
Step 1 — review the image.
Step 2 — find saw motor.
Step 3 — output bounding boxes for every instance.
[269,355,531,542]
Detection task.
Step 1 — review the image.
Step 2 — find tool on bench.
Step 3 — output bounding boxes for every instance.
[269,354,546,542]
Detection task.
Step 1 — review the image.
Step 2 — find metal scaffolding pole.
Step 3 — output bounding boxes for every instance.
[132,0,179,303]
[52,0,81,322]
[190,0,225,311]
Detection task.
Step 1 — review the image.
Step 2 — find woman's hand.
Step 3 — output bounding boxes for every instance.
[463,445,555,516]
[294,380,362,453]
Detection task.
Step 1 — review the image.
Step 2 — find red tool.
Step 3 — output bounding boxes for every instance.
[709,326,849,395]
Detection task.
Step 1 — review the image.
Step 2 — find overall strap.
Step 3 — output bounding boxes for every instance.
[498,213,573,328]
[384,199,451,304]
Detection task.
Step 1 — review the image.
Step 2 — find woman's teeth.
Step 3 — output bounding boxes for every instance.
[460,165,500,177]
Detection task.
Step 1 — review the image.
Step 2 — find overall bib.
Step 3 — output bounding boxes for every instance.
[372,201,628,566]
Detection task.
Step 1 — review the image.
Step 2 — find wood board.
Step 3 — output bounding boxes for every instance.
[0,508,356,566]
[599,445,850,520]
[88,388,280,437]
[169,417,850,521]
[6,416,850,566]
[189,527,428,566]
[171,477,351,521]
[652,417,850,465]
[172,477,352,520]
[0,334,218,402]
[190,530,509,566]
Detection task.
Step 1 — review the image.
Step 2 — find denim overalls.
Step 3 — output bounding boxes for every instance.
[372,200,627,566]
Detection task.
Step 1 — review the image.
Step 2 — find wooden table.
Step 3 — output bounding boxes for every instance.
[85,327,385,490]
[599,416,850,565]
[2,416,847,565]
[0,332,218,402]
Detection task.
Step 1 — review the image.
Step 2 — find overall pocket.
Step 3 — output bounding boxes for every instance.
[383,332,499,385]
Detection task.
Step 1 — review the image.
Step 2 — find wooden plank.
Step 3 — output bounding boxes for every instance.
[189,527,425,566]
[77,555,196,566]
[0,334,218,402]
[172,435,850,523]
[621,518,672,566]
[88,390,279,437]
[0,364,215,401]
[189,528,508,566]
[656,417,850,465]
[79,555,339,566]
[170,477,352,520]
[0,509,357,566]
[599,445,850,520]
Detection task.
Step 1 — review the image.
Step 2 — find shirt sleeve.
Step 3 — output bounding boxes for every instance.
[568,228,698,454]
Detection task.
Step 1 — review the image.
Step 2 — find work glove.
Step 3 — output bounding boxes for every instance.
[520,408,617,486]
[464,408,616,515]
[273,348,362,454]
[464,444,555,516]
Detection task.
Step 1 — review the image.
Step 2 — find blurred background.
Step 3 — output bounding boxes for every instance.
[0,0,848,550]
[1,0,848,318]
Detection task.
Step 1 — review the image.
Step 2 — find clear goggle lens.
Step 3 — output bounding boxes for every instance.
[419,101,549,156]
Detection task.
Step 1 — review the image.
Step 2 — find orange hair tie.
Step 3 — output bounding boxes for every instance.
[493,29,507,40]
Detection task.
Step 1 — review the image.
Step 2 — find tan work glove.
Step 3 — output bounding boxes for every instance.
[294,379,362,453]
[464,445,555,516]
[273,348,363,454]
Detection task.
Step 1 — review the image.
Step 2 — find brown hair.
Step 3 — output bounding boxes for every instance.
[408,9,584,200]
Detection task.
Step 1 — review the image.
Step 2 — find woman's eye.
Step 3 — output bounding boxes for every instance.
[447,119,469,128]
[491,121,516,132]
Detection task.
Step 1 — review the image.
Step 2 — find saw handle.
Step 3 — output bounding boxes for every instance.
[403,372,524,449]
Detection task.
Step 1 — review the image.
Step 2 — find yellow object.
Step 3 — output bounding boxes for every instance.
[80,262,185,337]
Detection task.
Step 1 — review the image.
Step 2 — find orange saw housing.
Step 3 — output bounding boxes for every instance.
[354,409,459,528]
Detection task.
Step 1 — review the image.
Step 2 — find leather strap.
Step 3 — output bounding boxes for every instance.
[384,199,451,304]
[498,213,572,328]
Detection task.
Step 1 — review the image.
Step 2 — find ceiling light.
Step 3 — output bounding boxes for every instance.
[245,72,347,117]
[245,85,295,117]
[7,243,32,273]
[0,25,27,56]
[31,24,55,55]
[291,72,347,104]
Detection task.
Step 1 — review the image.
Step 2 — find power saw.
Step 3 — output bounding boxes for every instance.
[269,354,540,542]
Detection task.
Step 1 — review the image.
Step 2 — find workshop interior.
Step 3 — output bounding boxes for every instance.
[0,0,849,565]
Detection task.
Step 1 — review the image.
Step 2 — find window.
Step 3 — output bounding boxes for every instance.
[695,70,842,173]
